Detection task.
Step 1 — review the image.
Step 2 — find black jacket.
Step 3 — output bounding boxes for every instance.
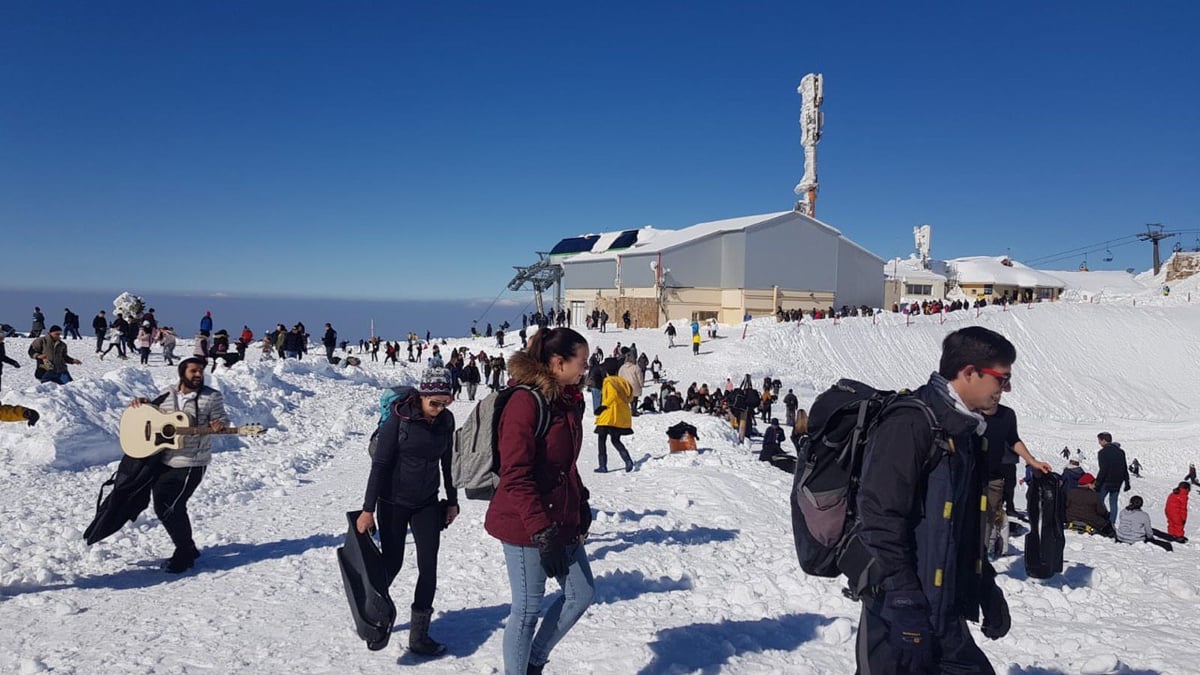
[283,330,306,353]
[362,398,457,510]
[1095,443,1130,490]
[322,328,337,347]
[460,364,481,384]
[92,314,108,333]
[850,373,994,633]
[0,343,19,372]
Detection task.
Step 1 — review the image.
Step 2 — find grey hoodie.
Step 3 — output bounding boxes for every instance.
[1116,507,1153,544]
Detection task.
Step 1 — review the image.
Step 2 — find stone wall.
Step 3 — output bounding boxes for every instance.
[1165,252,1200,282]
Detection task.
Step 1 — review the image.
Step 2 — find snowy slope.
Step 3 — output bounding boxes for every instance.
[1,302,1198,674]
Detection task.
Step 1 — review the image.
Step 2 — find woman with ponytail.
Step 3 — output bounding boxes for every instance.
[485,327,594,675]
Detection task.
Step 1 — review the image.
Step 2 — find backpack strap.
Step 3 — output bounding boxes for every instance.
[515,385,551,438]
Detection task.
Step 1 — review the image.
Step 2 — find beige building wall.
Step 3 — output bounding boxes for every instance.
[565,286,836,327]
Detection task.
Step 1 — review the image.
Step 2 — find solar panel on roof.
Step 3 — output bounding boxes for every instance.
[549,235,601,256]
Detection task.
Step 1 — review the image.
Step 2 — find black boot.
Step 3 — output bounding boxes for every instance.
[527,662,546,674]
[162,545,199,574]
[408,607,446,656]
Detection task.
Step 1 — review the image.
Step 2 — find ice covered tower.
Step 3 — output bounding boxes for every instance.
[793,73,824,217]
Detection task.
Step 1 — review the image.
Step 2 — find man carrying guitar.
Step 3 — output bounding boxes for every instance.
[130,357,227,573]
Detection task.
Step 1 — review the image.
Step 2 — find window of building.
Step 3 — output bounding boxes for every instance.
[1036,287,1056,300]
[983,284,994,295]
[691,311,718,322]
[905,283,932,296]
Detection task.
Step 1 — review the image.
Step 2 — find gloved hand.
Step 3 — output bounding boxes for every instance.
[594,405,608,416]
[579,502,593,539]
[881,591,935,672]
[23,408,39,427]
[532,525,568,578]
[1124,482,1131,492]
[980,581,1010,640]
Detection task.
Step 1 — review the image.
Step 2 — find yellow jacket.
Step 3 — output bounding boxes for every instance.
[0,404,31,423]
[595,375,632,430]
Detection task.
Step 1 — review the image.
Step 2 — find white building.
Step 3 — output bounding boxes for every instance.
[554,210,885,326]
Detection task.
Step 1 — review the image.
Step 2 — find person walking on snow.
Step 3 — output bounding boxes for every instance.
[1094,432,1131,524]
[594,357,634,473]
[664,322,676,348]
[356,367,459,656]
[486,328,595,675]
[128,358,228,573]
[0,333,22,392]
[92,310,108,353]
[199,311,213,335]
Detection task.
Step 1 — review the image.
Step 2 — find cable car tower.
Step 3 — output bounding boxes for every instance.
[1137,224,1177,276]
[508,253,564,316]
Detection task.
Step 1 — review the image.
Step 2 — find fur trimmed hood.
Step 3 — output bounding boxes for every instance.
[507,349,565,401]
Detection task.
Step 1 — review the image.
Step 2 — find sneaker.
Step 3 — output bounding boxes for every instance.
[593,467,607,474]
[625,461,634,473]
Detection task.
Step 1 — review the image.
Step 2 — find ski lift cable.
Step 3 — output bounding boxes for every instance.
[1028,239,1141,267]
[1024,235,1142,265]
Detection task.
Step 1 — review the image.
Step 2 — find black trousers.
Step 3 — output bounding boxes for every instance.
[855,597,995,675]
[377,500,443,611]
[152,465,207,552]
[597,429,632,469]
[1002,464,1017,512]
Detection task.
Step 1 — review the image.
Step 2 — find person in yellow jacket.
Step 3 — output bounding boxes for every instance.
[594,357,634,473]
[0,404,40,426]
[691,332,701,356]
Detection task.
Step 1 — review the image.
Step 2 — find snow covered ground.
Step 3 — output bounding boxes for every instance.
[1,301,1198,674]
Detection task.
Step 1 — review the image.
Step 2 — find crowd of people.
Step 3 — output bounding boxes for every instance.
[4,300,1198,675]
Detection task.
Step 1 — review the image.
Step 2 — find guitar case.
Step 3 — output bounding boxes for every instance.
[337,510,397,650]
[83,454,165,545]
[1024,471,1066,579]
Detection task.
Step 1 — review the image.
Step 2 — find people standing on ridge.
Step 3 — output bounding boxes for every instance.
[100,320,128,360]
[486,327,594,675]
[594,357,634,473]
[129,357,228,573]
[159,326,177,366]
[322,323,338,363]
[1094,432,1131,524]
[622,310,631,330]
[200,311,213,335]
[92,310,108,353]
[356,367,459,656]
[28,326,81,385]
[284,324,305,359]
[846,326,1015,673]
[489,354,507,392]
[63,308,81,340]
[136,321,157,365]
[30,306,45,338]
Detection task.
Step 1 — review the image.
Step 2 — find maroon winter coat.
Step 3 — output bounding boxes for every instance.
[485,350,588,547]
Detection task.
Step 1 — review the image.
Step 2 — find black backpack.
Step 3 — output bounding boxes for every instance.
[1025,471,1066,579]
[790,379,946,578]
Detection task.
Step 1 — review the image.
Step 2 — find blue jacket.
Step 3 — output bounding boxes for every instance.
[850,373,994,633]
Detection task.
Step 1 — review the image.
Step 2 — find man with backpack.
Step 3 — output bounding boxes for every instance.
[840,326,1016,673]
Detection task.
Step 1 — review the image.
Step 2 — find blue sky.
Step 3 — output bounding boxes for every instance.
[2,2,1197,300]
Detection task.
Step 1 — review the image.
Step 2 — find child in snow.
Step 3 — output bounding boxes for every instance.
[1116,496,1173,551]
[1161,482,1190,543]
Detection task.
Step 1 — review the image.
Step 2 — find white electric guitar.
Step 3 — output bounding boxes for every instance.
[119,405,265,459]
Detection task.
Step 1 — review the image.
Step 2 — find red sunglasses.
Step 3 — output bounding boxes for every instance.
[979,367,1012,388]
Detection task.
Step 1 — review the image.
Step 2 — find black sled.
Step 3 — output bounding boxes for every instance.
[1024,471,1066,579]
[337,510,397,651]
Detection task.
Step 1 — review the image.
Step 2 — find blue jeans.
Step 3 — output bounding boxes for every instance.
[501,541,594,675]
[41,371,72,385]
[1099,486,1121,522]
[589,388,602,414]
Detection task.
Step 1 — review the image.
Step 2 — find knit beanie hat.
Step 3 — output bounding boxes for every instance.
[417,367,453,397]
[1077,473,1096,487]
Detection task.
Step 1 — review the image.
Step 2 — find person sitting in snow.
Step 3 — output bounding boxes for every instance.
[1060,458,1085,498]
[1064,473,1115,537]
[0,404,39,426]
[1116,496,1173,551]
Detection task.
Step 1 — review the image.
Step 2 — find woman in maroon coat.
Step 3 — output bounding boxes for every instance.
[485,327,592,675]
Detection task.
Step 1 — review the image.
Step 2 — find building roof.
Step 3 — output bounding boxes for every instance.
[558,210,883,264]
[949,256,1065,288]
[884,255,949,282]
